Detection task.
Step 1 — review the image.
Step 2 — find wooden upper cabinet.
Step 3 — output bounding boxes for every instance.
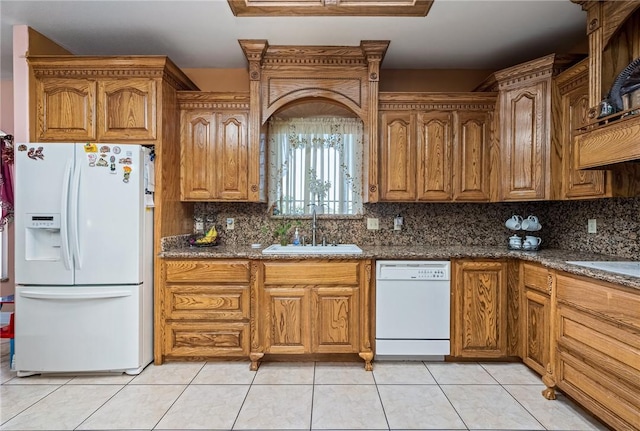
[216,112,249,200]
[454,111,491,201]
[379,112,416,201]
[378,93,496,202]
[451,259,507,358]
[500,80,547,201]
[97,79,157,141]
[180,111,217,200]
[35,78,97,141]
[477,54,581,201]
[417,111,452,201]
[555,60,611,199]
[178,93,257,202]
[29,56,197,144]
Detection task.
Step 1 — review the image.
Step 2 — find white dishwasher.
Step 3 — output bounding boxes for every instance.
[375,260,450,360]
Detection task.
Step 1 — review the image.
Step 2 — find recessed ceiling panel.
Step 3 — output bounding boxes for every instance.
[228,0,433,17]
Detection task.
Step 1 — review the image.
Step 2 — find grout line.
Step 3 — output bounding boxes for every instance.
[371,366,392,431]
[74,382,129,430]
[309,361,315,431]
[500,383,548,431]
[230,361,258,430]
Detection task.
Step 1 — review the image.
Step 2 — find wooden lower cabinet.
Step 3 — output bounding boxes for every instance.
[551,272,640,431]
[451,259,507,358]
[252,260,373,370]
[521,263,552,377]
[157,259,251,362]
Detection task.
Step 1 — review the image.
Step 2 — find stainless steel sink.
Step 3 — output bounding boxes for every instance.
[261,244,363,255]
[566,261,640,278]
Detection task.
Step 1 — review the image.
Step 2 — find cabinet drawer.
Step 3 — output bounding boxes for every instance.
[165,321,249,357]
[165,260,250,283]
[522,263,550,294]
[556,273,640,330]
[165,285,249,320]
[263,261,360,285]
[557,348,640,430]
[557,304,640,380]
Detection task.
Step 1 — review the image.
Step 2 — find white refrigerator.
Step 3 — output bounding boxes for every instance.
[14,143,154,375]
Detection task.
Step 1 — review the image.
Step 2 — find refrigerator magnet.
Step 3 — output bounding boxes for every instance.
[112,146,121,154]
[110,163,117,173]
[84,143,98,153]
[17,144,27,152]
[123,166,132,183]
[27,146,44,160]
[87,154,97,167]
[100,145,110,153]
[96,157,108,167]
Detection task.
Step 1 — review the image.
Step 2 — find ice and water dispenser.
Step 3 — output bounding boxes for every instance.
[24,214,62,261]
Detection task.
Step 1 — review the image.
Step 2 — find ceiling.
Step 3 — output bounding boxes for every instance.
[0,1,587,81]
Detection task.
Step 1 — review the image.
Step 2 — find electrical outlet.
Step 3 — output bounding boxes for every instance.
[367,218,379,230]
[226,217,235,230]
[588,218,597,234]
[195,220,204,233]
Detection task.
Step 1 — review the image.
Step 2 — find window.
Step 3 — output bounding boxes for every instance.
[268,117,363,216]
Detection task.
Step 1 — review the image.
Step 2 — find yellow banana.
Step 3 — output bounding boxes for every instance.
[195,226,217,244]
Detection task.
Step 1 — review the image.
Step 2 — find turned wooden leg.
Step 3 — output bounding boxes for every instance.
[359,351,374,371]
[249,352,264,371]
[541,374,557,400]
[541,387,556,400]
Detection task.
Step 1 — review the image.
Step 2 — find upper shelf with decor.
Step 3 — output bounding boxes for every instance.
[571,0,640,168]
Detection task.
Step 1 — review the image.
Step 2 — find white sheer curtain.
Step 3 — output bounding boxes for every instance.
[268,117,363,215]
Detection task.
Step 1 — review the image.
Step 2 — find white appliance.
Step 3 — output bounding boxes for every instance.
[375,260,450,360]
[14,143,154,375]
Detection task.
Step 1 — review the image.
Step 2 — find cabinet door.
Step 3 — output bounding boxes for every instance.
[312,287,359,353]
[500,82,547,200]
[452,260,507,358]
[215,112,249,200]
[262,287,311,354]
[523,289,550,376]
[454,111,491,201]
[417,111,453,201]
[97,79,157,141]
[562,83,609,199]
[35,78,97,141]
[379,112,416,201]
[180,111,217,200]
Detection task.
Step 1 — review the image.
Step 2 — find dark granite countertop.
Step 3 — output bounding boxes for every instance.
[160,238,639,290]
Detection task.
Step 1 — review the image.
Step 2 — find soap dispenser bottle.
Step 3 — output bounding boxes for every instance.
[293,227,301,245]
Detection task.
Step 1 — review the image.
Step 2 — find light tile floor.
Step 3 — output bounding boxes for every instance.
[0,339,607,431]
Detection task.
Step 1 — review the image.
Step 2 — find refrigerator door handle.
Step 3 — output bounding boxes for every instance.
[70,162,83,269]
[19,290,133,300]
[60,160,73,270]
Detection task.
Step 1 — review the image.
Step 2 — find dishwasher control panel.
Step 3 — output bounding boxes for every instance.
[377,261,450,281]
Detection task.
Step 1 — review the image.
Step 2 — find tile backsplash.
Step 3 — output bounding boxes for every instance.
[194,196,639,259]
[543,197,639,259]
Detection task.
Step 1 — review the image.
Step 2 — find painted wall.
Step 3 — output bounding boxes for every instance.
[379,69,495,92]
[182,68,250,92]
[1,26,73,302]
[0,81,14,300]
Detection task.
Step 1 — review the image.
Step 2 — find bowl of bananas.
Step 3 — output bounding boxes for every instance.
[188,225,219,247]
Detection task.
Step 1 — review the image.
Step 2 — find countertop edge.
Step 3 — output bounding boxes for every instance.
[158,243,640,290]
